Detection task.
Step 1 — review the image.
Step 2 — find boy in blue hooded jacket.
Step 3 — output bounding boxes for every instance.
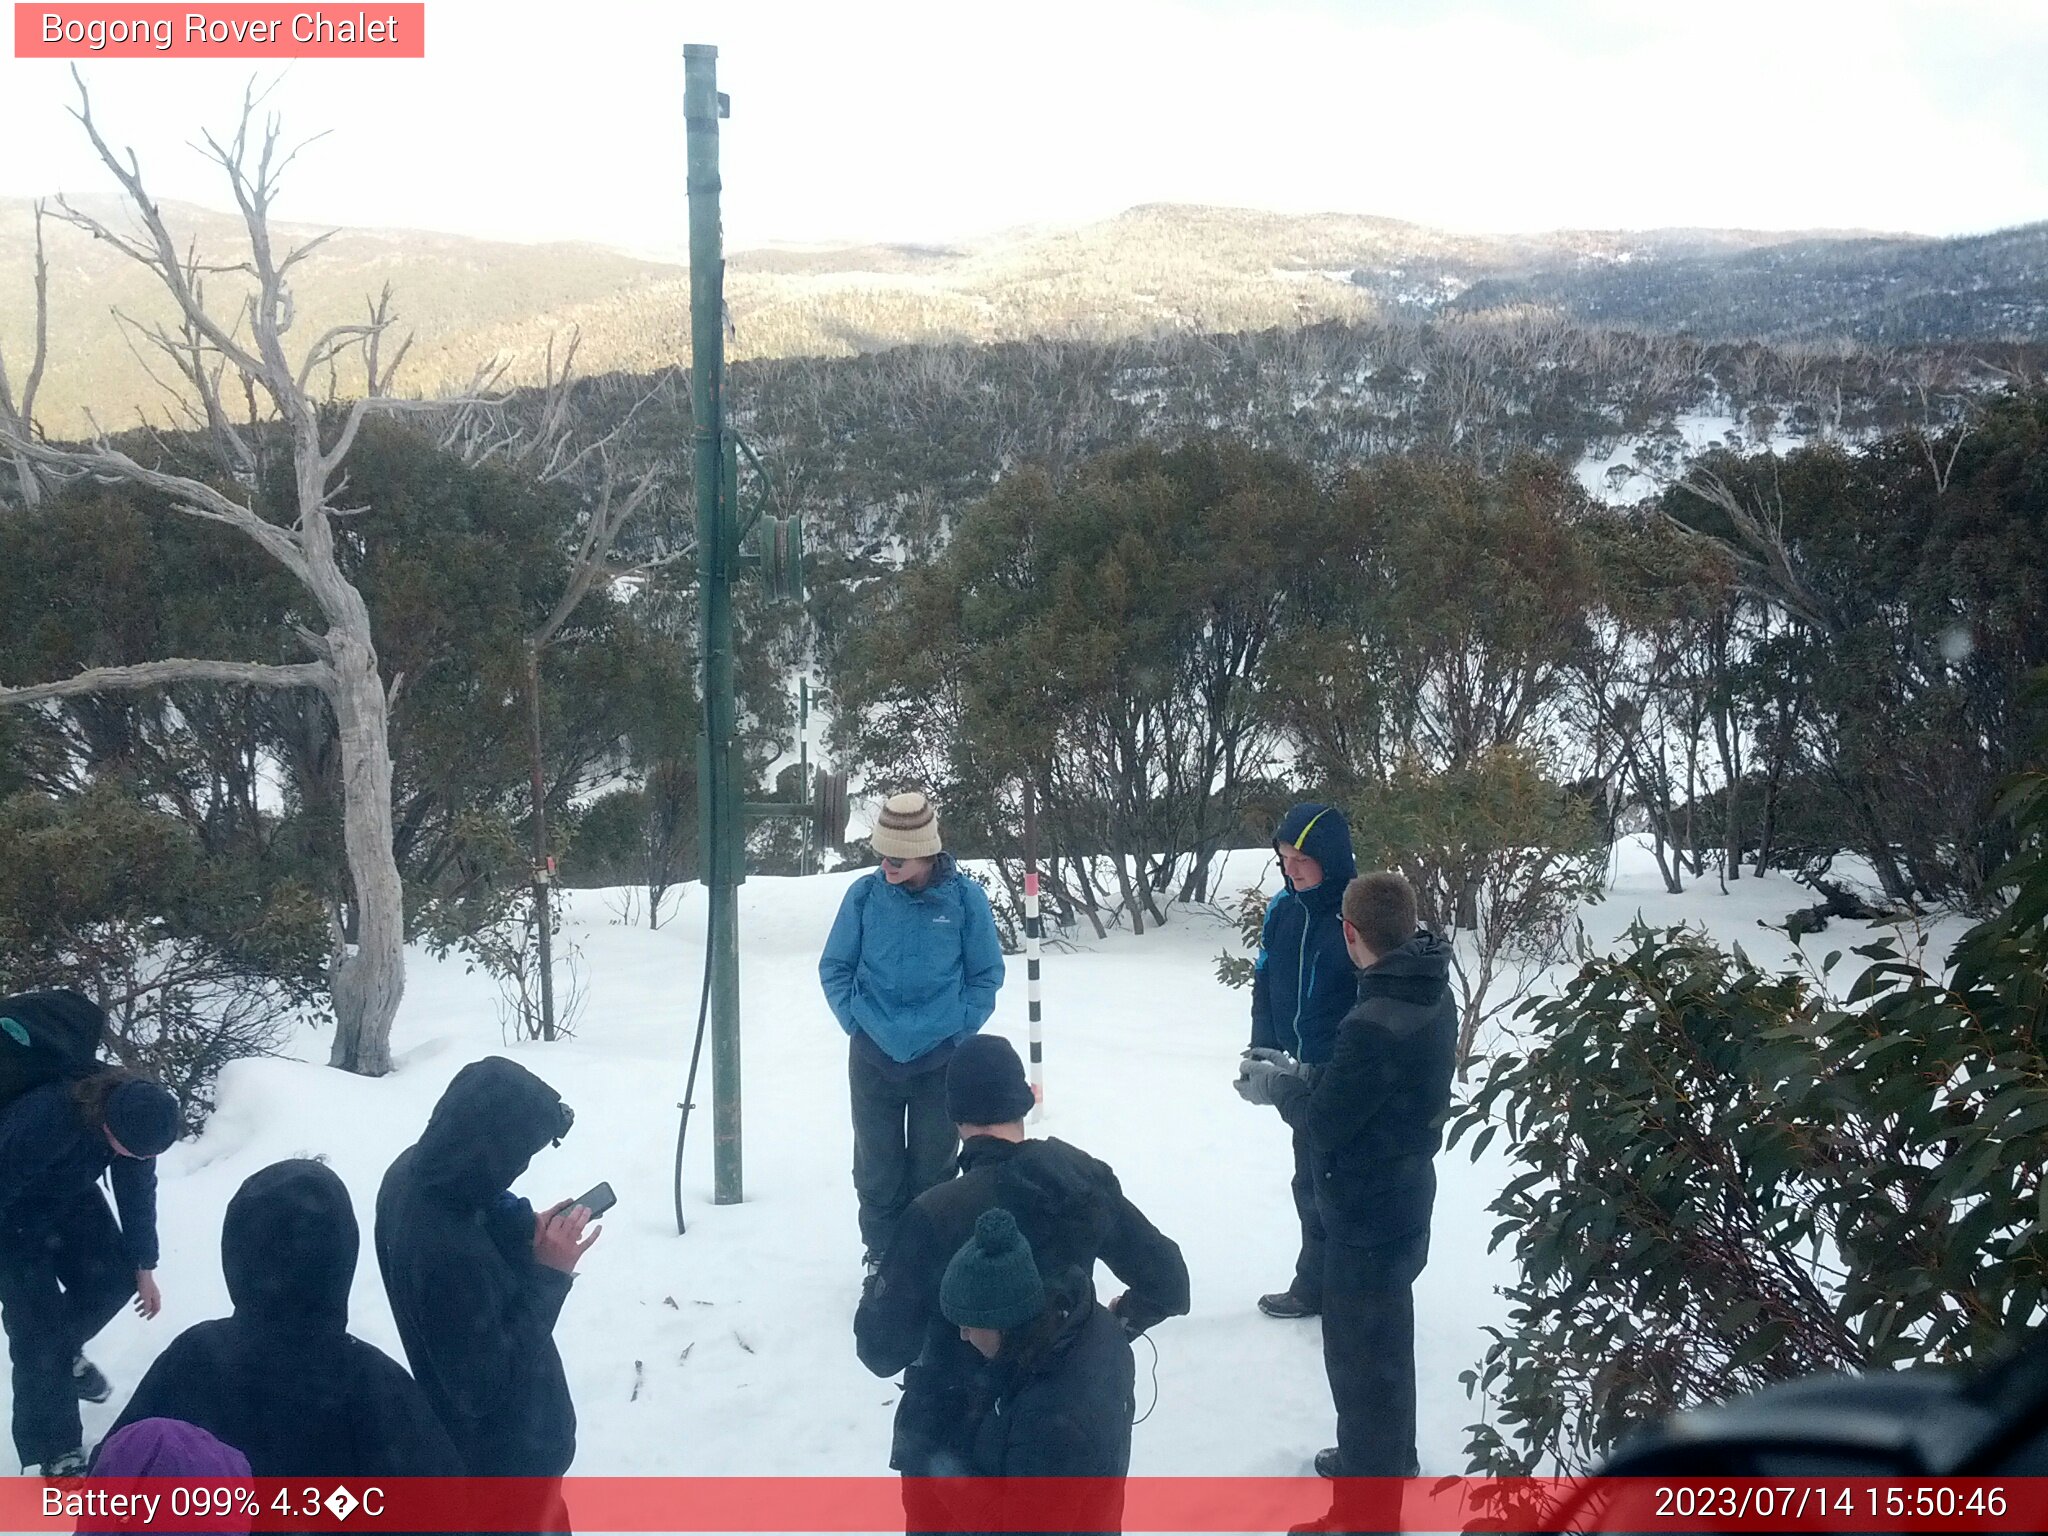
[1245,802,1358,1318]
[821,791,1007,1268]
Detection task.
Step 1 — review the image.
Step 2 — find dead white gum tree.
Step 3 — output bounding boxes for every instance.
[0,202,52,508]
[0,73,474,1075]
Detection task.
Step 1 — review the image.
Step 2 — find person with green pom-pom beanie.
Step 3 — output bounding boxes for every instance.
[932,1209,1134,1535]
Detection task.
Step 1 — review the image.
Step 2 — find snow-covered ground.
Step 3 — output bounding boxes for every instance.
[1571,411,1817,505]
[46,840,1973,1477]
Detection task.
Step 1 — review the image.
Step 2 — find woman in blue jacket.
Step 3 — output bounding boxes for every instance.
[821,791,1007,1270]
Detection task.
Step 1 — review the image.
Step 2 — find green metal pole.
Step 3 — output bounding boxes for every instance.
[799,678,811,877]
[685,42,743,1206]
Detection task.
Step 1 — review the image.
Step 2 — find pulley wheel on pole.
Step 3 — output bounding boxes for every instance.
[815,768,850,847]
[750,515,806,602]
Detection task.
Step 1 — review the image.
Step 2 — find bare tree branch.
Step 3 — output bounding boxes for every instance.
[0,429,310,579]
[532,460,663,648]
[60,69,276,394]
[0,657,331,707]
[1671,467,1838,634]
[0,200,53,507]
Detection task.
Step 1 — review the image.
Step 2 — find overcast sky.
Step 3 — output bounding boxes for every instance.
[3,0,2044,256]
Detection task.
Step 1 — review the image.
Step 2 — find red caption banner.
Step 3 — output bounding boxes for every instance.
[5,1476,2047,1533]
[14,4,424,57]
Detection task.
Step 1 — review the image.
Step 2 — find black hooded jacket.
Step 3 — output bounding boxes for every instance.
[853,1136,1187,1474]
[923,1290,1136,1536]
[375,1058,578,1478]
[101,1159,461,1478]
[1270,932,1459,1244]
[965,1292,1135,1481]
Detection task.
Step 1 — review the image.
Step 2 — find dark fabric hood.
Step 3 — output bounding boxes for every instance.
[987,1139,1116,1294]
[1274,803,1359,892]
[411,1057,568,1211]
[222,1158,357,1332]
[1365,931,1453,986]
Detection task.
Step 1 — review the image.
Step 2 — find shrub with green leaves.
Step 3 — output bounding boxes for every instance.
[1452,764,2048,1475]
[0,783,329,1128]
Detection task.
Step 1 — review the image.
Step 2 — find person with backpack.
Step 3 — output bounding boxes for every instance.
[102,1159,462,1479]
[1243,803,1359,1320]
[0,990,180,1476]
[932,1208,1136,1536]
[855,1034,1187,1529]
[821,790,1008,1271]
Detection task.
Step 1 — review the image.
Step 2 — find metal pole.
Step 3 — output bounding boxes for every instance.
[798,678,811,877]
[1024,779,1043,1120]
[526,644,556,1042]
[686,42,743,1205]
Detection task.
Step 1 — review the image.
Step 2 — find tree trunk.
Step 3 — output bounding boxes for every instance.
[1713,705,1742,887]
[324,627,405,1076]
[1647,823,1683,896]
[1109,850,1146,936]
[526,646,556,1041]
[1755,765,1781,878]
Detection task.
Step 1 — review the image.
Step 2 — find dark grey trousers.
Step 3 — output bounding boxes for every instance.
[849,1039,959,1256]
[1290,1121,1328,1306]
[0,1189,133,1467]
[1323,1230,1429,1480]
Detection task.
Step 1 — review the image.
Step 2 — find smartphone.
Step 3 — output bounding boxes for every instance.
[572,1181,617,1219]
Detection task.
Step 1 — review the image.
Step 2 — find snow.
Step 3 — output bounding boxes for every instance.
[39,840,1974,1478]
[1572,411,1818,505]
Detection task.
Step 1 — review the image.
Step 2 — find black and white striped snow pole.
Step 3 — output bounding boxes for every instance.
[1024,780,1044,1119]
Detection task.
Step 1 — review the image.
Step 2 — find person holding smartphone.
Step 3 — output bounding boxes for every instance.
[374,1057,599,1495]
[820,791,1007,1272]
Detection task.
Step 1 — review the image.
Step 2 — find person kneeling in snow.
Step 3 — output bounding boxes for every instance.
[1235,870,1456,1509]
[376,1058,598,1486]
[0,992,179,1477]
[855,1034,1187,1531]
[933,1208,1135,1536]
[101,1159,461,1478]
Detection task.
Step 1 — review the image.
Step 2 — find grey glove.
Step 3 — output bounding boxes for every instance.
[1242,1046,1299,1069]
[1234,1055,1303,1107]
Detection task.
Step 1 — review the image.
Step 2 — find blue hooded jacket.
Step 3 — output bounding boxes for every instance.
[820,854,1008,1067]
[1249,803,1359,1066]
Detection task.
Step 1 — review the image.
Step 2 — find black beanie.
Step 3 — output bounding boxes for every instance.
[105,1079,180,1157]
[946,1034,1035,1127]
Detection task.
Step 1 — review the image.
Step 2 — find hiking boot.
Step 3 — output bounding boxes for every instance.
[70,1355,111,1404]
[39,1448,88,1478]
[1258,1289,1320,1319]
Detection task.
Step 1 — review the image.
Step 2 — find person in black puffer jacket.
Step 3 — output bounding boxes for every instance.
[1245,803,1359,1320]
[855,1035,1187,1531]
[1237,870,1457,1505]
[101,1159,461,1479]
[933,1208,1134,1536]
[375,1058,598,1488]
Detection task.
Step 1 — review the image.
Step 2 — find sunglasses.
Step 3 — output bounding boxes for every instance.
[881,856,909,870]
